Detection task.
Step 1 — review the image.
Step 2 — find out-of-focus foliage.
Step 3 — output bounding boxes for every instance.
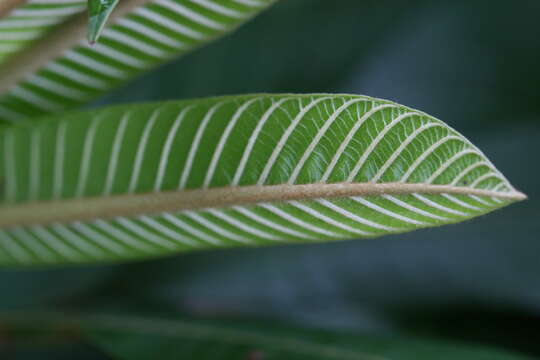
[0,313,535,360]
[0,0,275,123]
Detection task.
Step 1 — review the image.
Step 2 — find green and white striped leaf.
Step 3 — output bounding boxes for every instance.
[0,0,87,62]
[0,94,525,266]
[0,0,276,124]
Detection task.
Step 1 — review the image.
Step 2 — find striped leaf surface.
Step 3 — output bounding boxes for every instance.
[0,0,275,124]
[0,94,525,266]
[0,0,86,62]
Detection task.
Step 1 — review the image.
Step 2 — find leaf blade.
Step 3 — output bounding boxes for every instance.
[87,0,120,44]
[0,0,277,124]
[0,0,87,63]
[0,94,525,266]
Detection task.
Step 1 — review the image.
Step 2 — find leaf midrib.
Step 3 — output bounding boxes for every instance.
[0,183,526,228]
[0,0,26,19]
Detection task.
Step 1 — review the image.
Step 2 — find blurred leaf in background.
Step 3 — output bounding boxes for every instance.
[0,313,536,360]
[1,0,539,358]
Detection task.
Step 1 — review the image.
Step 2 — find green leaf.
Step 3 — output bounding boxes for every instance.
[0,94,525,266]
[0,312,534,360]
[0,0,276,124]
[0,0,87,63]
[87,0,120,44]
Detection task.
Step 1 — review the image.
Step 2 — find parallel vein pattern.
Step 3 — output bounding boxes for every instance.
[0,94,524,266]
[0,0,86,62]
[0,0,275,124]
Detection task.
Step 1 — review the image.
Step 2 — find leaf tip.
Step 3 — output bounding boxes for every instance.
[514,190,528,201]
[496,189,528,203]
[86,0,119,45]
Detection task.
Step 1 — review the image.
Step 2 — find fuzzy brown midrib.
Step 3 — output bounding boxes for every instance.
[0,182,527,228]
[0,0,26,19]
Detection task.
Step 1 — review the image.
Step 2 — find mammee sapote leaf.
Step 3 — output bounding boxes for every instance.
[0,0,276,124]
[0,94,525,266]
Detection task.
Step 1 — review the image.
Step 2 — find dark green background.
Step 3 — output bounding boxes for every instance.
[1,0,539,358]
